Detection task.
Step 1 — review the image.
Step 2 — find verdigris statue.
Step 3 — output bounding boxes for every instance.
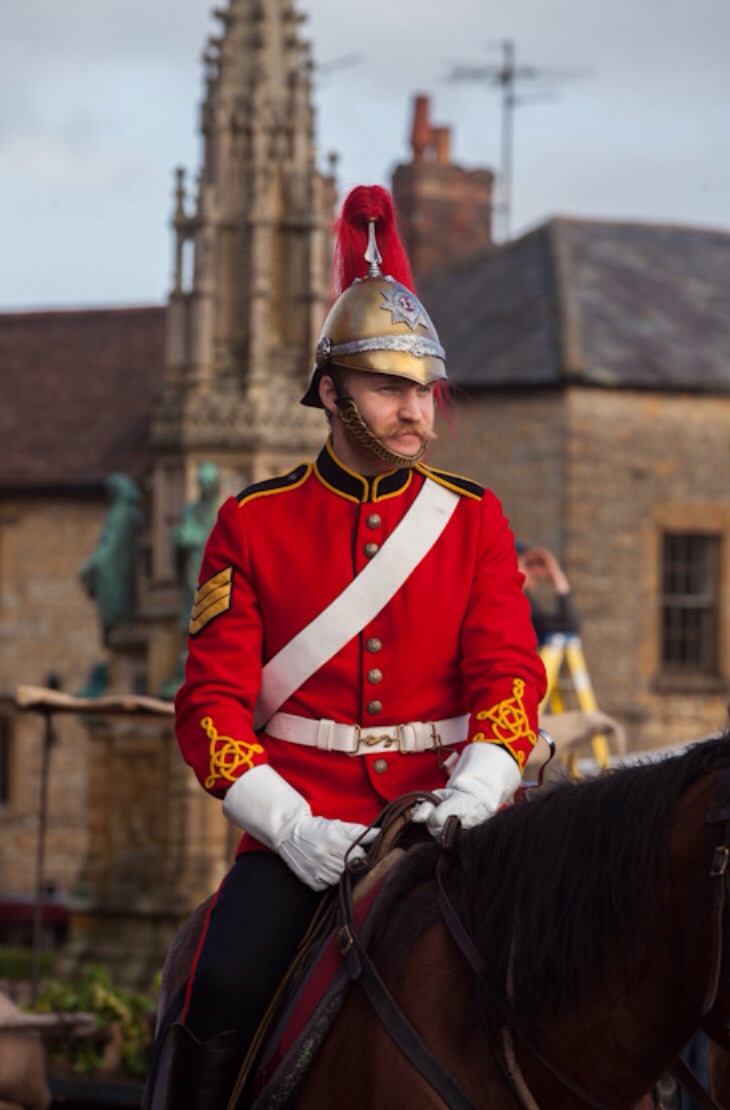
[170,462,222,631]
[80,473,142,645]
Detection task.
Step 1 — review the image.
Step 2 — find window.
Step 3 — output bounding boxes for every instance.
[660,533,720,674]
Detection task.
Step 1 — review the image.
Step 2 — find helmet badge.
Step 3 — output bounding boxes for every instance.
[379,284,430,332]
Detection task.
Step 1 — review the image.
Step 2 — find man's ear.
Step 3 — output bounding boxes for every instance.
[318,373,339,416]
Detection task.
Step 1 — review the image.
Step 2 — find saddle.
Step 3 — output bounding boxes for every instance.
[230,793,434,1109]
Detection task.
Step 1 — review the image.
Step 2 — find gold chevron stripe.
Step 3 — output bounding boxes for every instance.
[189,566,233,635]
[193,566,232,606]
[191,580,231,620]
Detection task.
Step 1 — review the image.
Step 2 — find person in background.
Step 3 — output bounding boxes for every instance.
[517,543,581,644]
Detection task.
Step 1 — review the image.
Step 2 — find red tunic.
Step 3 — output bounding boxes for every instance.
[175,441,546,852]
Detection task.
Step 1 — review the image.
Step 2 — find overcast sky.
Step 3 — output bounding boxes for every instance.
[2,0,728,309]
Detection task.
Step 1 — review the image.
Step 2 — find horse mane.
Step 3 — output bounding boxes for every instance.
[370,732,730,1031]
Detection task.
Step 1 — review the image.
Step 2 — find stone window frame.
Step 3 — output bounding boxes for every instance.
[651,504,730,694]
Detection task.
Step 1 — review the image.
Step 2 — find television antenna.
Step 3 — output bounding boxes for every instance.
[447,40,589,241]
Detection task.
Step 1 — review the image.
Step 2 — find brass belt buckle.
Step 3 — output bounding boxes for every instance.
[352,724,402,754]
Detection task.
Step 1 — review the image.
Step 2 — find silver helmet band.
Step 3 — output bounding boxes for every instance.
[316,333,445,370]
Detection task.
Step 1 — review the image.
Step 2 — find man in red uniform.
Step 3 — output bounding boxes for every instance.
[147,185,546,1108]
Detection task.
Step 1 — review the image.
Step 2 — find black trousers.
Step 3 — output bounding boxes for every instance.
[182,851,324,1044]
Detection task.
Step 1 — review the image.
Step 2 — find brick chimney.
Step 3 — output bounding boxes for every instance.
[391,94,494,280]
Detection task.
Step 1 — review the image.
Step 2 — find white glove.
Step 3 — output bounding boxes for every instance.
[279,816,376,890]
[222,764,374,891]
[411,742,521,839]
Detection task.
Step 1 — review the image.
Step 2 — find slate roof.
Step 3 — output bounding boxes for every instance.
[0,306,166,491]
[421,218,730,392]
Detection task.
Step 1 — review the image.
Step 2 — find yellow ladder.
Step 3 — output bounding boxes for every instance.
[538,634,610,772]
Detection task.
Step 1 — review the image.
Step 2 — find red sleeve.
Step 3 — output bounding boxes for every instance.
[174,497,268,797]
[459,490,547,771]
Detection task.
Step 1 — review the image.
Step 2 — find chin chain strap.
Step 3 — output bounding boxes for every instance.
[335,396,427,468]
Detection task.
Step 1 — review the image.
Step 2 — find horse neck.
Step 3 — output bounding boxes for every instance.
[403,920,506,1100]
[523,771,725,1108]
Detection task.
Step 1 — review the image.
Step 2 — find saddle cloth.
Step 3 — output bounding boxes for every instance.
[245,852,404,1109]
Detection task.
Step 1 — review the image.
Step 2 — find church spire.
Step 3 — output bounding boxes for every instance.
[158,0,336,450]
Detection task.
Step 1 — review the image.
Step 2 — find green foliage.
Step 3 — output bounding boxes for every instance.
[27,963,155,1078]
[0,945,54,980]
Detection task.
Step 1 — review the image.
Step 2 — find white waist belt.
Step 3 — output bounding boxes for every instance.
[265,711,469,756]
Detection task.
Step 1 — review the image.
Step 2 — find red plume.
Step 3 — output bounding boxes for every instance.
[331,185,416,297]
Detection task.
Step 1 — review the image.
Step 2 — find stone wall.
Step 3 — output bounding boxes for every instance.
[565,388,730,751]
[0,492,230,980]
[0,496,104,895]
[429,388,567,555]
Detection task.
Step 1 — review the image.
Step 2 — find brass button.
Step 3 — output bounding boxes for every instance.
[367,668,383,684]
[373,758,388,774]
[366,637,382,653]
[366,513,382,529]
[364,542,379,559]
[367,700,383,715]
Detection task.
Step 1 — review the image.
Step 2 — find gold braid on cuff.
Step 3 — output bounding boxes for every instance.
[201,716,264,789]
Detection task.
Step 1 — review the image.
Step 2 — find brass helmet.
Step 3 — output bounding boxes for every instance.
[301,185,447,408]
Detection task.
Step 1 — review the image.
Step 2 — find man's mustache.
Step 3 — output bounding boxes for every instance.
[379,423,438,443]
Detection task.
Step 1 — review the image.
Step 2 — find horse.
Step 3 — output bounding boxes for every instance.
[151,734,730,1108]
[281,733,730,1109]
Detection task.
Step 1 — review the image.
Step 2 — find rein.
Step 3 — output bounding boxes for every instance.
[338,797,478,1110]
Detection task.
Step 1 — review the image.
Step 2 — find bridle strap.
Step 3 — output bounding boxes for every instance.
[435,845,486,979]
[700,766,730,1016]
[337,845,478,1110]
[436,838,613,1110]
[669,1057,724,1110]
[435,847,538,1109]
